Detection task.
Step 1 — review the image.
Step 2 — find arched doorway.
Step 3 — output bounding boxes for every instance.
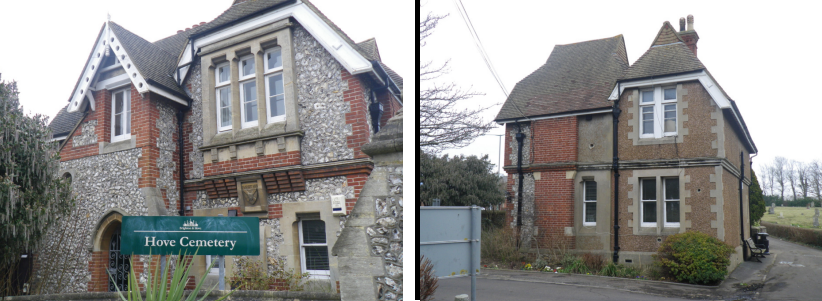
[107,228,129,291]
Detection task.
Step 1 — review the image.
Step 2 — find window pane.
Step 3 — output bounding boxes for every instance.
[642,106,654,134]
[302,220,327,244]
[642,179,656,200]
[664,119,676,132]
[270,95,285,117]
[243,81,257,122]
[643,121,654,134]
[664,104,676,118]
[642,91,654,103]
[114,113,122,136]
[665,178,679,200]
[220,107,231,127]
[304,246,330,270]
[643,201,657,223]
[664,88,676,100]
[218,66,228,83]
[585,202,596,223]
[114,92,123,114]
[242,59,255,77]
[666,201,680,223]
[269,74,284,96]
[125,105,130,134]
[219,88,230,108]
[584,181,596,201]
[267,50,282,70]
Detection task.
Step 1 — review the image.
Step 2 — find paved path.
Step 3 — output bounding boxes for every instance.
[433,237,822,300]
[434,275,696,301]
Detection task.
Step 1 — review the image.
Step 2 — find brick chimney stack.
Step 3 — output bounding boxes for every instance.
[679,14,699,56]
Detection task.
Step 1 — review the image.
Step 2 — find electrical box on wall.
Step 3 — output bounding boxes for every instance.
[331,195,346,216]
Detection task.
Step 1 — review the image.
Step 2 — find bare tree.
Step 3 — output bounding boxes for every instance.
[773,156,787,203]
[419,9,494,153]
[787,160,799,201]
[811,161,822,200]
[797,161,810,199]
[759,164,772,196]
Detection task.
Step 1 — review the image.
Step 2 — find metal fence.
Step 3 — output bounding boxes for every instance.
[419,206,481,301]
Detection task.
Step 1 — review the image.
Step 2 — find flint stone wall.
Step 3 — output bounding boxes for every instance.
[33,148,145,293]
[73,120,98,147]
[155,100,179,213]
[184,60,204,180]
[293,24,353,165]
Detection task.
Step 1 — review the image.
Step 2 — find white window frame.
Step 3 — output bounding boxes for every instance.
[298,219,331,279]
[639,86,678,139]
[640,178,657,228]
[215,62,232,132]
[663,177,681,228]
[238,55,256,81]
[582,181,597,226]
[204,255,219,276]
[238,55,258,128]
[264,47,286,124]
[110,88,131,143]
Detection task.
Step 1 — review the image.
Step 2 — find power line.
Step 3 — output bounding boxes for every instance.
[453,0,508,98]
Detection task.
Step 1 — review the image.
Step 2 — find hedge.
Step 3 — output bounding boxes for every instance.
[761,221,822,248]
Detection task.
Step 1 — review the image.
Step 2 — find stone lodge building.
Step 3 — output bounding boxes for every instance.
[495,15,757,270]
[42,0,402,296]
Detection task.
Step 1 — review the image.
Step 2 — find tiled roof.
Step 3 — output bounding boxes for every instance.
[650,21,683,47]
[620,42,704,81]
[495,35,628,121]
[48,104,84,137]
[620,22,705,81]
[110,21,188,98]
[356,38,380,61]
[379,61,402,92]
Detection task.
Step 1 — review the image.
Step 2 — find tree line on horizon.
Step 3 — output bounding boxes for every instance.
[758,156,822,206]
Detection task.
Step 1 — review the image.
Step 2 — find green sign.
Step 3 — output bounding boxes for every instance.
[121,216,260,256]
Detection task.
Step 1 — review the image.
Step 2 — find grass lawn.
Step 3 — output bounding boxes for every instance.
[761,206,822,228]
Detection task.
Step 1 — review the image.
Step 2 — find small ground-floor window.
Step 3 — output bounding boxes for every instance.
[299,219,330,278]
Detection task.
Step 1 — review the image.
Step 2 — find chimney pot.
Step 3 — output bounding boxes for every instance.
[200,22,206,25]
[177,30,183,34]
[679,17,686,31]
[687,14,694,31]
[192,24,199,28]
[185,27,191,31]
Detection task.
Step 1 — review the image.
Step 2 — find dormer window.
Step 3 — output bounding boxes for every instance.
[215,63,231,132]
[239,55,258,128]
[264,48,285,123]
[639,86,677,138]
[111,88,131,142]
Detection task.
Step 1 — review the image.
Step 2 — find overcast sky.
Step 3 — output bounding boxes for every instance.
[423,1,822,177]
[0,0,414,292]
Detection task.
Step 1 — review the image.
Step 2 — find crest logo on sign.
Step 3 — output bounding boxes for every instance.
[180,219,201,230]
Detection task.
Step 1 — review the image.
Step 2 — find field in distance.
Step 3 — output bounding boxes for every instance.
[761,206,822,228]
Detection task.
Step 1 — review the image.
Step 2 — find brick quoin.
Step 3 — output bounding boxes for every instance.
[341,70,371,159]
[346,173,369,204]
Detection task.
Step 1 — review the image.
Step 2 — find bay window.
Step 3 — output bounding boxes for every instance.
[238,55,258,128]
[215,63,231,132]
[264,48,286,123]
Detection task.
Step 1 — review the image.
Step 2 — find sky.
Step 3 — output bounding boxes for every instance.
[423,0,822,177]
[0,0,415,294]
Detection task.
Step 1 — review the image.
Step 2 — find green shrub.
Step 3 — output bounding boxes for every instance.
[762,222,822,247]
[559,255,589,274]
[656,231,734,284]
[598,262,641,278]
[581,253,604,271]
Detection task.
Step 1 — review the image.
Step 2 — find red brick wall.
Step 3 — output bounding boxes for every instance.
[531,117,578,165]
[532,170,575,249]
[342,70,371,159]
[203,151,301,177]
[346,173,369,209]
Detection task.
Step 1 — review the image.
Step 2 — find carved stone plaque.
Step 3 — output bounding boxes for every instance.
[237,177,267,215]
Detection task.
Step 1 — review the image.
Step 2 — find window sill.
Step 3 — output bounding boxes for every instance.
[202,128,303,152]
[635,136,677,146]
[99,136,136,155]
